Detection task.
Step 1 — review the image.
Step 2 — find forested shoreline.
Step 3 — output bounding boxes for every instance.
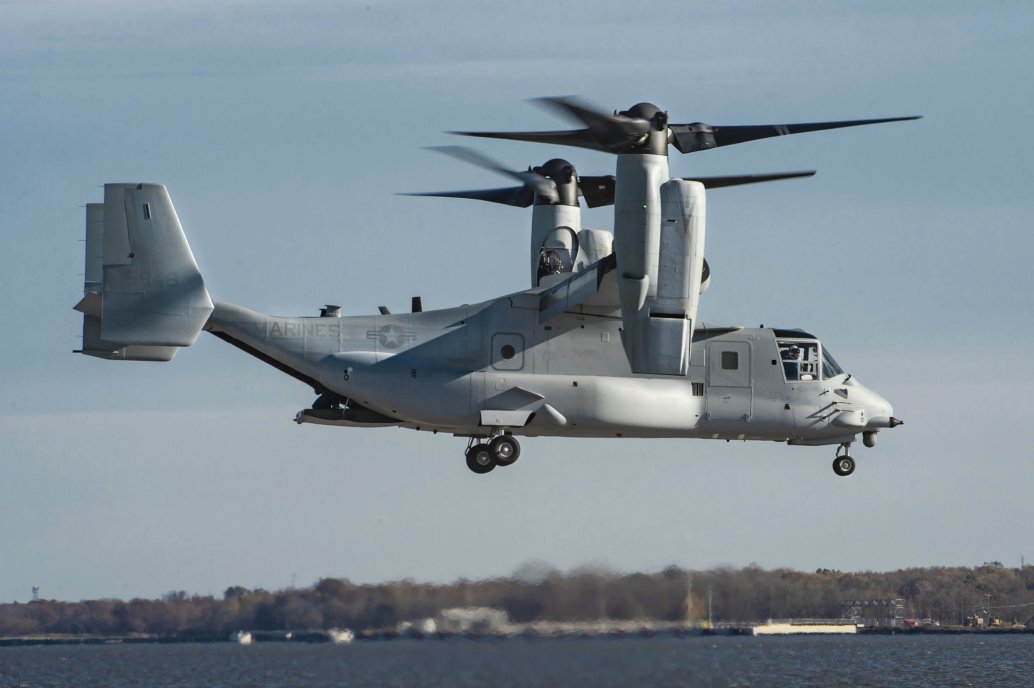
[3,563,1032,638]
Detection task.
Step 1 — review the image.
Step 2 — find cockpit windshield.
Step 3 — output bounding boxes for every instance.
[778,338,844,381]
[822,347,844,379]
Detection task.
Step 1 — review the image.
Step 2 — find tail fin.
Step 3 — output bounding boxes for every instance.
[74,184,213,361]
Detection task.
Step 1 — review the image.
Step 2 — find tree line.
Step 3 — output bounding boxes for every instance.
[2,562,1032,638]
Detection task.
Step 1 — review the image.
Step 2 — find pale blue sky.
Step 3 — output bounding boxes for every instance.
[1,0,1032,601]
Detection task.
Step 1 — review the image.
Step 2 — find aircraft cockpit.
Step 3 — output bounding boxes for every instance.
[776,333,844,382]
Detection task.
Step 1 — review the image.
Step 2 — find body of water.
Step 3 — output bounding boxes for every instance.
[0,635,1030,687]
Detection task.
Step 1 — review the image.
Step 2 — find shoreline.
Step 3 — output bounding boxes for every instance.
[1,624,1031,647]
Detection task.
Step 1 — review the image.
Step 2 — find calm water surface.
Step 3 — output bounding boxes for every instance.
[0,635,1031,687]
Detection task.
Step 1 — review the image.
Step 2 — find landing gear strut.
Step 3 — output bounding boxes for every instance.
[833,443,855,477]
[464,433,521,474]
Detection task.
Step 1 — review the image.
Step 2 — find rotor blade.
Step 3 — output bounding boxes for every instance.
[400,186,535,208]
[452,128,609,153]
[427,145,556,199]
[534,96,650,147]
[669,116,922,154]
[533,96,613,126]
[454,97,650,154]
[577,175,616,208]
[427,146,527,184]
[684,170,817,189]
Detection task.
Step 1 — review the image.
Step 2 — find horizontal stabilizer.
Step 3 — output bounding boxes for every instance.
[78,311,180,361]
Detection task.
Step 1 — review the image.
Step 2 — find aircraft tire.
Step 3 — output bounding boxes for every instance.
[833,455,856,477]
[466,444,496,474]
[490,436,521,467]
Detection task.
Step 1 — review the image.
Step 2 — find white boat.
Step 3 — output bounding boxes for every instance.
[327,628,355,644]
[231,630,255,644]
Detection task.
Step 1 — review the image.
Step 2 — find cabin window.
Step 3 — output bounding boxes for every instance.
[491,333,524,371]
[721,351,739,370]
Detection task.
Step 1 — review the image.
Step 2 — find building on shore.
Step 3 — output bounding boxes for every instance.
[436,608,510,634]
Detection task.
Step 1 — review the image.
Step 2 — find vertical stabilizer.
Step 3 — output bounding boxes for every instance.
[74,184,213,361]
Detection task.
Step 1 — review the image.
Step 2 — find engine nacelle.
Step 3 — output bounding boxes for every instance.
[531,204,581,287]
[573,229,613,272]
[619,179,706,375]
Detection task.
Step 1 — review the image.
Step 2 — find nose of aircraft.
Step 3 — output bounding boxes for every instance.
[850,380,902,430]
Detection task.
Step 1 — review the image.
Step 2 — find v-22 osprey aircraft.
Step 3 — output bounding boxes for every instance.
[74,98,914,476]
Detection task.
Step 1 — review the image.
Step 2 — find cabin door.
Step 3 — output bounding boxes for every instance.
[706,341,752,421]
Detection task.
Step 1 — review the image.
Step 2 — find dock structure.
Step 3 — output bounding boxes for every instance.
[749,620,857,636]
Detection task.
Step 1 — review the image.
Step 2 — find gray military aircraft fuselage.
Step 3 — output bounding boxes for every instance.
[75,99,911,476]
[214,297,897,445]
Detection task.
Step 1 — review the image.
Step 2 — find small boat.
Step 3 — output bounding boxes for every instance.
[327,628,355,644]
[231,630,255,645]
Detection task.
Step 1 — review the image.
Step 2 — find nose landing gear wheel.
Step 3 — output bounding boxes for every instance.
[490,435,521,467]
[833,455,856,477]
[465,444,495,474]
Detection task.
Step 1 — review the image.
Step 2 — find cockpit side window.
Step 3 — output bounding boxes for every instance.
[778,340,820,381]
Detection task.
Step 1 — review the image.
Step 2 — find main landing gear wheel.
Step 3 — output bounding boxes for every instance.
[465,443,495,474]
[833,455,856,477]
[490,435,521,467]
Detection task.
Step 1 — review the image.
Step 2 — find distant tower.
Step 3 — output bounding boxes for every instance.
[31,586,40,602]
[708,586,714,627]
[684,572,693,624]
